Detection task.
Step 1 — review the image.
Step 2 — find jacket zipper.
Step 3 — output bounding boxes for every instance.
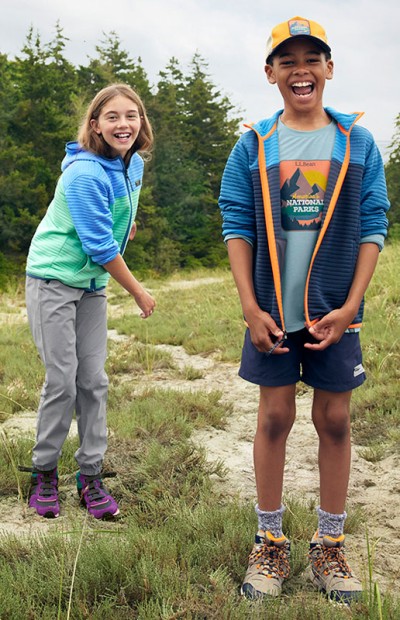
[120,167,134,253]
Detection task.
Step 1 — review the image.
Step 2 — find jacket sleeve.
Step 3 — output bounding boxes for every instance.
[64,173,119,265]
[219,136,257,243]
[360,136,390,240]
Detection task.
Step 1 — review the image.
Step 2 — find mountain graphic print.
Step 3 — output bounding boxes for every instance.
[280,160,330,231]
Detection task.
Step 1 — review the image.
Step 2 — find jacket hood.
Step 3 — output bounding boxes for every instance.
[248,108,364,138]
[61,141,126,173]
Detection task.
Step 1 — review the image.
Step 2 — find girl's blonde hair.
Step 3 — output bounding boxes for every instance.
[77,83,153,161]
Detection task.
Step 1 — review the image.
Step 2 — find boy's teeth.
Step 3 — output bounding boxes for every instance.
[293,82,312,87]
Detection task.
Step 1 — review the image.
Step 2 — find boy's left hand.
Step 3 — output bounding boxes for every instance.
[304,309,353,350]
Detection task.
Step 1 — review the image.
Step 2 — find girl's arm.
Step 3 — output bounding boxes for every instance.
[102,253,155,318]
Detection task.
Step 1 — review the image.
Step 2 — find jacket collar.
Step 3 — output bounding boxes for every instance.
[248,108,364,138]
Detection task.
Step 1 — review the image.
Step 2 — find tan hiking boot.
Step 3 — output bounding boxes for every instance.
[306,531,362,605]
[241,530,290,599]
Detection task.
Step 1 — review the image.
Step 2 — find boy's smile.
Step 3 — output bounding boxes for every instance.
[265,38,333,126]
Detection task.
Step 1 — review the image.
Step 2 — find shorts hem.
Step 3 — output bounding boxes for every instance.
[238,369,299,387]
[302,374,366,393]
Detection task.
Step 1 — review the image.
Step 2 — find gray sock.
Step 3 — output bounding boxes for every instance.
[255,504,285,538]
[317,506,347,537]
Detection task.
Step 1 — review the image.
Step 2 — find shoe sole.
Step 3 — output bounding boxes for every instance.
[79,498,120,520]
[240,584,281,599]
[305,566,362,606]
[41,511,59,519]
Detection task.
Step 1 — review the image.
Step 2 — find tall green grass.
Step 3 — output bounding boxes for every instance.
[0,246,399,618]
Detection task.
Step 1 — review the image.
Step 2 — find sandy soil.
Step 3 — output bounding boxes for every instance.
[137,343,400,593]
[1,279,398,593]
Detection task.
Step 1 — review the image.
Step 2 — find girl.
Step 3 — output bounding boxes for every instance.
[22,83,155,519]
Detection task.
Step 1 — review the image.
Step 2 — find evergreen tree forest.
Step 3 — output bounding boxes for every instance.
[0,26,241,284]
[385,113,400,240]
[0,26,399,288]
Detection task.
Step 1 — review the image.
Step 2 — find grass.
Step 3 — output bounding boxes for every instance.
[0,245,399,618]
[351,242,400,454]
[107,269,244,362]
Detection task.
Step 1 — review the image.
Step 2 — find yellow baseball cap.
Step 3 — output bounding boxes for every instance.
[266,16,331,62]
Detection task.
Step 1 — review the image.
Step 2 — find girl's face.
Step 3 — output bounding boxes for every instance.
[90,95,142,158]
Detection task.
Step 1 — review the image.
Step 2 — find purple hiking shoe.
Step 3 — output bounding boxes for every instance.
[76,472,119,520]
[19,466,60,518]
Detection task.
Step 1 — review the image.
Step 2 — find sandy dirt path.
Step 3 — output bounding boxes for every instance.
[0,279,398,594]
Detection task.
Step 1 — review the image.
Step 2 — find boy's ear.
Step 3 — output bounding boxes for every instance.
[326,59,334,80]
[265,64,277,84]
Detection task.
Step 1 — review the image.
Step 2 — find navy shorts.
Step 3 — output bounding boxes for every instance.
[239,328,366,392]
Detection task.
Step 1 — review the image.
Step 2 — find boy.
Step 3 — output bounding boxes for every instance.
[219,16,389,604]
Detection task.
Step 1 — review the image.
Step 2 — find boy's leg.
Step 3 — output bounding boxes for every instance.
[255,384,296,513]
[308,388,362,604]
[241,384,295,599]
[311,388,352,514]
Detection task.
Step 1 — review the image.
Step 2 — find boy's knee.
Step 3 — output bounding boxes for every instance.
[258,406,295,440]
[315,409,350,441]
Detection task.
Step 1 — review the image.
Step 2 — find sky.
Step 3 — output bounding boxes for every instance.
[2,0,399,155]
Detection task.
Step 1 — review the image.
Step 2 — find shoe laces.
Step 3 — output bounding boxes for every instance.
[250,540,290,579]
[310,543,353,578]
[18,466,57,498]
[81,472,116,503]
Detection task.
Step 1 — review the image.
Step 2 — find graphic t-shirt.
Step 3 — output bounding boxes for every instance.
[278,119,336,332]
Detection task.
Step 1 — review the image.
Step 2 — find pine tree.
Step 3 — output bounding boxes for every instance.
[385,114,400,239]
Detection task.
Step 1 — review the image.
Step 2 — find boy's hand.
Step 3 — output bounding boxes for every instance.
[134,287,156,319]
[246,310,289,355]
[305,308,353,350]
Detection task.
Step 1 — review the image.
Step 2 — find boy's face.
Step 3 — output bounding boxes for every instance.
[265,38,334,117]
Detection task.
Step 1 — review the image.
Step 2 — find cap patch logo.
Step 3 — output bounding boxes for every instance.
[288,19,311,37]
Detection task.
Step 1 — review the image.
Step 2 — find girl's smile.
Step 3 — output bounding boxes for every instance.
[90,95,142,158]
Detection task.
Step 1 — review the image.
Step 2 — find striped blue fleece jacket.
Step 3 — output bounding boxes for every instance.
[27,142,143,291]
[219,108,390,332]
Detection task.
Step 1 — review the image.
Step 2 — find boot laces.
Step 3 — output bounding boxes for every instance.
[250,542,290,579]
[310,544,353,577]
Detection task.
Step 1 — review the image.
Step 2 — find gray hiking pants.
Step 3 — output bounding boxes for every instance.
[26,277,108,475]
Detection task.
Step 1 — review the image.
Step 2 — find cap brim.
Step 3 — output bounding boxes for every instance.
[267,35,331,63]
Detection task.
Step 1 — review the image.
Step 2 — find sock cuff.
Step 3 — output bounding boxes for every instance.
[255,504,285,538]
[255,503,285,518]
[317,506,347,537]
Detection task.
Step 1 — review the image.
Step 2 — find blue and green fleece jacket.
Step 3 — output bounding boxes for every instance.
[27,142,144,290]
[219,108,390,331]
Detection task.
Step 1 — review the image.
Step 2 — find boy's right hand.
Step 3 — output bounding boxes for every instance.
[245,310,289,355]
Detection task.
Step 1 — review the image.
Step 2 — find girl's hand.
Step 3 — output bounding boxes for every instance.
[129,222,137,241]
[134,287,156,319]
